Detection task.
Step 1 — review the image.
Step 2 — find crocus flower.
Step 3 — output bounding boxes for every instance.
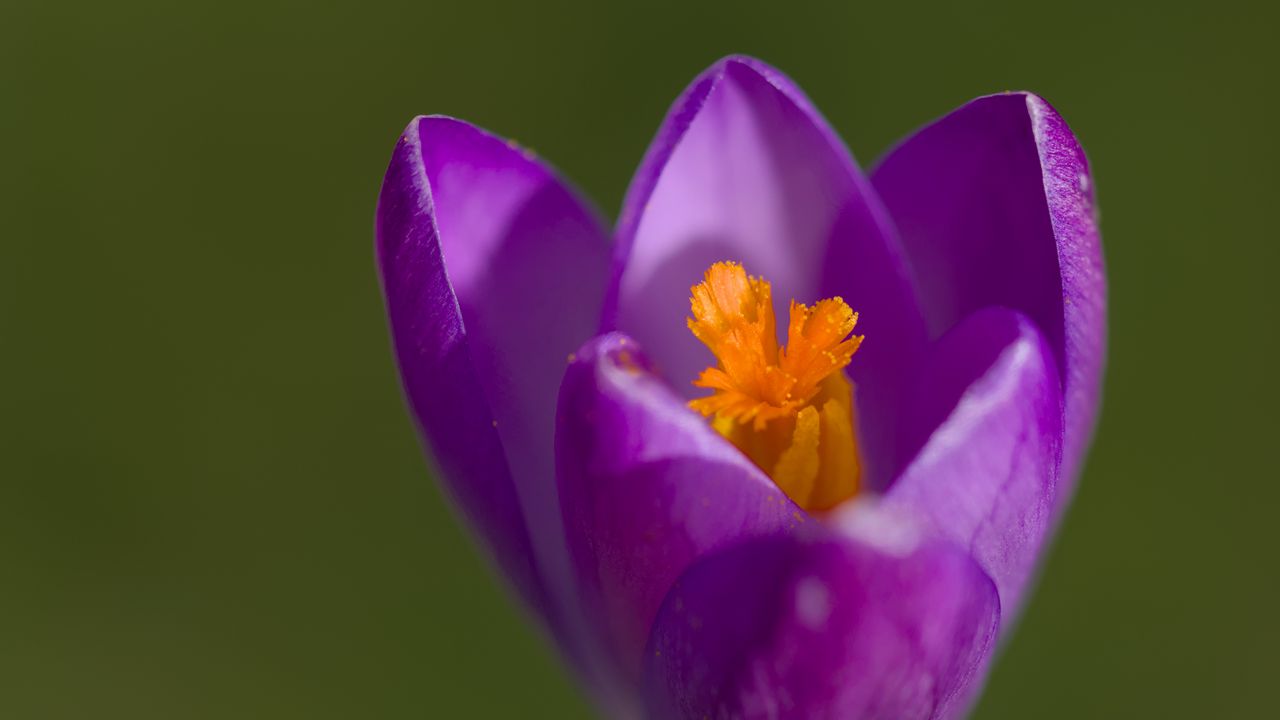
[376,55,1104,719]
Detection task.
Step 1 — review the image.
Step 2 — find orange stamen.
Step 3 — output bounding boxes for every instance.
[687,262,864,510]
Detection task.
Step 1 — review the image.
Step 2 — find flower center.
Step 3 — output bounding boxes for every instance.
[687,261,863,511]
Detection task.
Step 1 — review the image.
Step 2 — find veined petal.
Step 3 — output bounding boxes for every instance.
[606,56,927,486]
[871,93,1104,495]
[643,509,999,720]
[864,308,1062,619]
[375,117,609,646]
[556,333,803,691]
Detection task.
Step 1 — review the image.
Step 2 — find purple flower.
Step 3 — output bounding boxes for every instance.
[376,55,1104,719]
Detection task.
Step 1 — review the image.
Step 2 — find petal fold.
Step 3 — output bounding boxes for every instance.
[643,511,999,720]
[870,308,1062,616]
[375,117,609,635]
[871,93,1104,492]
[556,333,803,689]
[606,56,927,487]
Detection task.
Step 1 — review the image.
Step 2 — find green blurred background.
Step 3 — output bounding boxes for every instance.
[4,0,1276,717]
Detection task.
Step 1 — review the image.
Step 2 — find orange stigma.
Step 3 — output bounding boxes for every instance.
[688,261,863,511]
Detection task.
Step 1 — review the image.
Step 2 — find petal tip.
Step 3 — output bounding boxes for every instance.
[567,333,664,393]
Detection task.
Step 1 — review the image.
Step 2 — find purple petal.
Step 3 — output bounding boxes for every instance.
[604,56,927,485]
[375,117,609,639]
[871,93,1105,494]
[643,511,999,720]
[866,308,1062,617]
[556,333,803,689]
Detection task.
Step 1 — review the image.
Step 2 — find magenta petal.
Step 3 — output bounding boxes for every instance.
[556,333,803,689]
[375,117,609,634]
[606,58,927,483]
[871,93,1104,491]
[643,514,999,720]
[866,308,1062,617]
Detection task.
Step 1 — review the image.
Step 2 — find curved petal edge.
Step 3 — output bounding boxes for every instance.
[556,333,804,690]
[871,308,1063,618]
[375,115,610,638]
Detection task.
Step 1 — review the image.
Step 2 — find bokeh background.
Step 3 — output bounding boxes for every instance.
[4,0,1277,717]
